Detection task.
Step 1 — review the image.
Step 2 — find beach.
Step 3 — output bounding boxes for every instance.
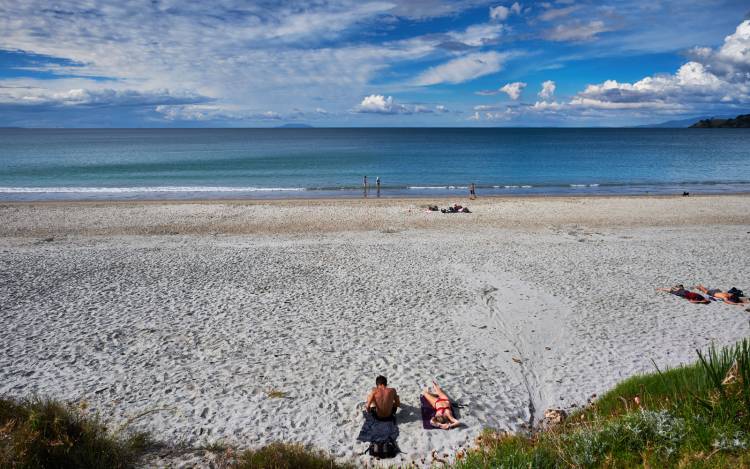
[1,195,749,466]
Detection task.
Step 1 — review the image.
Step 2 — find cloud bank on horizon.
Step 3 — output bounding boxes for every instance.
[0,0,749,127]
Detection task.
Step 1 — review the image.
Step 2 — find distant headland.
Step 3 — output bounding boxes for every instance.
[690,114,750,128]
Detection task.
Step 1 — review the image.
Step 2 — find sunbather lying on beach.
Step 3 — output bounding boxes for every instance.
[657,285,710,304]
[365,375,400,421]
[695,285,748,305]
[421,381,460,430]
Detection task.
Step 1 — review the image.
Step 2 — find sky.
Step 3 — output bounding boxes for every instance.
[0,0,749,127]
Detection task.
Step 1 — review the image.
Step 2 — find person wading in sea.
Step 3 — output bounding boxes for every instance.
[469,182,477,200]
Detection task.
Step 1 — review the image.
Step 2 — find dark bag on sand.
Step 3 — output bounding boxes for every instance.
[728,287,744,297]
[366,439,398,459]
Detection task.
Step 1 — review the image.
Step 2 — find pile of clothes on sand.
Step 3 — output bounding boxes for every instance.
[427,203,471,213]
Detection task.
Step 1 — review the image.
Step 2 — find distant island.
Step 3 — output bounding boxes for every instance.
[690,114,750,128]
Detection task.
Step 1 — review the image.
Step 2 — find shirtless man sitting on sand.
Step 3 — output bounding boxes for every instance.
[365,375,400,421]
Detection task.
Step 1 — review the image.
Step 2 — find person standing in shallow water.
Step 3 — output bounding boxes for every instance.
[363,175,368,197]
[469,182,477,199]
[376,176,381,197]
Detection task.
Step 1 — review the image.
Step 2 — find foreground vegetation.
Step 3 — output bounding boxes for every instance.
[4,340,750,468]
[0,397,149,468]
[457,339,750,468]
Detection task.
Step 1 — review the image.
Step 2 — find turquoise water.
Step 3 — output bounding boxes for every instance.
[1,128,749,200]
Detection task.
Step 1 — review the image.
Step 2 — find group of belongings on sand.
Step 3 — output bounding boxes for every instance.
[659,285,748,307]
[426,203,471,213]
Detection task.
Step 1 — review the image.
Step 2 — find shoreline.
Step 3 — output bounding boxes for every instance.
[2,191,750,205]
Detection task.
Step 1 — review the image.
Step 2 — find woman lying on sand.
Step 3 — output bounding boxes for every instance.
[422,381,460,430]
[657,285,710,304]
[695,285,748,305]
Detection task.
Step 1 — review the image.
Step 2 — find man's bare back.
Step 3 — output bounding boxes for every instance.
[365,376,400,419]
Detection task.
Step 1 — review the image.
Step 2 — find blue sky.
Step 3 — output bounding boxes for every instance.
[0,0,749,127]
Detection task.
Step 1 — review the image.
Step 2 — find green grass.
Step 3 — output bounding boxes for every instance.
[455,339,750,469]
[233,442,354,469]
[0,397,150,469]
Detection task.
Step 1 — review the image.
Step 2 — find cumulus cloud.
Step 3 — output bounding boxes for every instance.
[689,20,750,82]
[490,2,521,21]
[569,61,733,111]
[414,51,508,86]
[353,95,446,114]
[538,80,556,99]
[500,81,527,100]
[544,20,608,42]
[355,94,409,114]
[532,100,564,111]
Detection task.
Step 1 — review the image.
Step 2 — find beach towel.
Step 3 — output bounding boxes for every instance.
[357,410,399,443]
[420,395,462,429]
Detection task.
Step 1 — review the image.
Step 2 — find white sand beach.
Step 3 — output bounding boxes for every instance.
[1,195,749,466]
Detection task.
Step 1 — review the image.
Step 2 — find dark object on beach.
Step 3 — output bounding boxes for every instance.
[682,192,690,197]
[364,439,399,459]
[427,205,439,211]
[728,287,744,298]
[441,204,470,213]
[689,114,750,128]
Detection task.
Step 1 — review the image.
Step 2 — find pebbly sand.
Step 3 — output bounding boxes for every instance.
[1,195,749,466]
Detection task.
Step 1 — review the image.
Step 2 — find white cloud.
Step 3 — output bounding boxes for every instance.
[468,106,517,121]
[155,105,286,121]
[532,100,564,111]
[489,2,521,21]
[500,81,527,99]
[355,94,409,114]
[538,80,556,99]
[538,5,580,22]
[544,20,608,42]
[414,51,508,86]
[0,86,210,107]
[569,60,749,113]
[353,95,446,114]
[449,23,504,47]
[474,104,503,111]
[689,20,750,82]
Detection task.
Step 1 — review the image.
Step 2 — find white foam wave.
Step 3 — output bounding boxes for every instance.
[570,184,599,188]
[0,186,306,193]
[407,186,467,190]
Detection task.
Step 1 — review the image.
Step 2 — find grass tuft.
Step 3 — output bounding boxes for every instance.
[266,389,288,399]
[233,442,353,469]
[0,396,149,469]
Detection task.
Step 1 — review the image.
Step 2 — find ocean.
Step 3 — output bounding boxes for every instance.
[1,128,749,200]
